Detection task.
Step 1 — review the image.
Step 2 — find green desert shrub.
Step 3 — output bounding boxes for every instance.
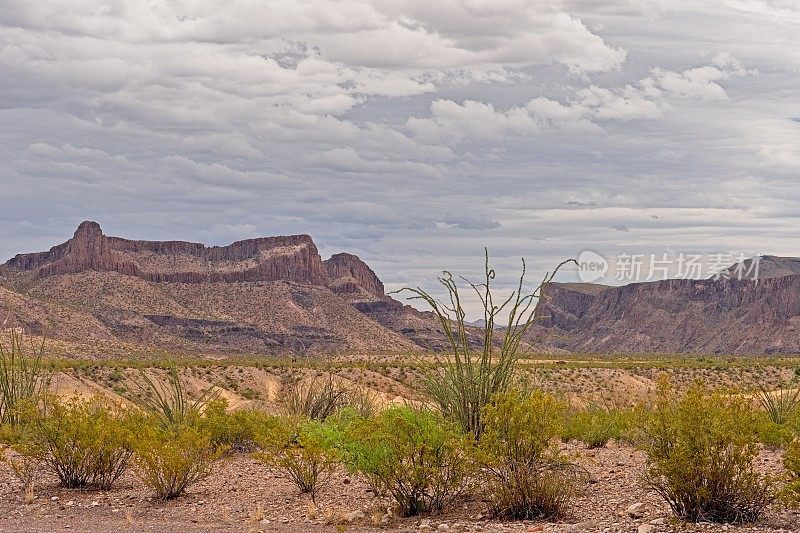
[477,390,587,519]
[253,415,339,500]
[198,399,271,452]
[754,412,796,448]
[324,407,387,496]
[781,439,800,505]
[3,396,135,489]
[638,379,775,523]
[398,251,573,439]
[562,401,635,448]
[341,406,473,516]
[132,420,225,500]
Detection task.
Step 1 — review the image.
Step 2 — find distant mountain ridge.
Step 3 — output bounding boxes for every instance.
[0,221,453,357]
[532,256,800,354]
[6,223,799,356]
[716,255,800,281]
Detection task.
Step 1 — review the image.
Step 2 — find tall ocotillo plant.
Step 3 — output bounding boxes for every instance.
[0,329,51,425]
[397,250,575,439]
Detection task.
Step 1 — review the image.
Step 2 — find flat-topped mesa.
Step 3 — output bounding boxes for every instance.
[3,221,329,285]
[323,252,385,299]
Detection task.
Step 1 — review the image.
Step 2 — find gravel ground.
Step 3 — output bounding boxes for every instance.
[1,444,798,532]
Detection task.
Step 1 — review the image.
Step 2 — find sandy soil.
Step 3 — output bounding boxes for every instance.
[1,444,798,533]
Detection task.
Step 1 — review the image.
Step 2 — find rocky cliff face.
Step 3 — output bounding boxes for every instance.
[533,273,800,354]
[0,221,432,356]
[535,282,606,329]
[3,221,329,286]
[323,252,385,299]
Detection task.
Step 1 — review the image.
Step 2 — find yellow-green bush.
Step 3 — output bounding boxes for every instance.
[562,402,635,448]
[253,415,339,499]
[3,396,134,490]
[782,439,800,505]
[478,390,587,519]
[755,412,796,448]
[341,406,474,516]
[198,399,272,452]
[638,379,775,523]
[132,420,225,500]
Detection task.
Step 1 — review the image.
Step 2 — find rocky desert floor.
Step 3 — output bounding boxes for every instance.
[1,443,798,533]
[3,355,800,532]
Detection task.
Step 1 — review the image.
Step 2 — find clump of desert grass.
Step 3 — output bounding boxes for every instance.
[279,372,378,420]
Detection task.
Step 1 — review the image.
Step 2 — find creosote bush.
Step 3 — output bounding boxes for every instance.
[198,399,271,452]
[562,401,635,449]
[132,420,225,500]
[638,379,775,523]
[125,367,228,499]
[781,439,800,505]
[4,396,135,490]
[341,406,473,516]
[478,390,587,519]
[398,250,574,439]
[253,415,339,500]
[754,412,796,448]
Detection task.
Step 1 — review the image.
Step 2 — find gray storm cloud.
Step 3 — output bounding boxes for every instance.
[1,0,799,315]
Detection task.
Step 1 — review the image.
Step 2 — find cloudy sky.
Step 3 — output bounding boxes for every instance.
[1,1,799,309]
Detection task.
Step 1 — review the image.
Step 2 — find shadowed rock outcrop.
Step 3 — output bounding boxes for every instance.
[323,252,385,299]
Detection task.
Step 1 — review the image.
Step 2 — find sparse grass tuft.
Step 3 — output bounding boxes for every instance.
[279,373,378,420]
[128,367,218,428]
[279,374,350,420]
[755,378,800,425]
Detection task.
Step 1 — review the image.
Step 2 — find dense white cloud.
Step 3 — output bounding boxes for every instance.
[1,0,799,316]
[404,54,758,147]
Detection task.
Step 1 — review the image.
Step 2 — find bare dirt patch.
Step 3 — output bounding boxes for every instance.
[1,444,798,533]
